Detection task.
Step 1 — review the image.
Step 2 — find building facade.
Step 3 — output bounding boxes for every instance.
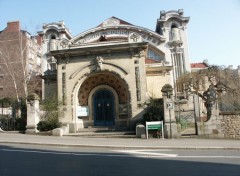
[0,21,42,100]
[39,10,191,131]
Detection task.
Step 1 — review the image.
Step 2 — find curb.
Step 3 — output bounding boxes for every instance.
[0,140,240,150]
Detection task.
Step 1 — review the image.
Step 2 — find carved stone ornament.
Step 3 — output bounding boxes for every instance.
[139,49,146,58]
[95,56,104,71]
[50,56,57,63]
[102,18,120,27]
[60,39,69,48]
[129,33,142,43]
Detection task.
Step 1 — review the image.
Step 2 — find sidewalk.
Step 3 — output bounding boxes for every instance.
[0,132,240,150]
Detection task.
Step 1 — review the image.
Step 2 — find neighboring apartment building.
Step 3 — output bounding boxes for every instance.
[0,21,42,100]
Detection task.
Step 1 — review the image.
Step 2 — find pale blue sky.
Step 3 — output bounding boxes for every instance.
[0,0,240,68]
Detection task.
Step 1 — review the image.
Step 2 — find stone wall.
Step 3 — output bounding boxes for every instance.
[198,111,240,139]
[220,115,240,138]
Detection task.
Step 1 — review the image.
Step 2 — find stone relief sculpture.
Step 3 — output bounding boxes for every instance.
[96,56,104,71]
[135,66,141,101]
[129,33,142,43]
[59,39,69,49]
[139,49,146,58]
[203,84,217,121]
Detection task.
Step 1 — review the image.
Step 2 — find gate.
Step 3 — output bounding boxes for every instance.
[177,110,198,136]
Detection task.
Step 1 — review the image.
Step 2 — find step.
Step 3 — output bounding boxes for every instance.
[64,130,136,138]
[77,126,128,132]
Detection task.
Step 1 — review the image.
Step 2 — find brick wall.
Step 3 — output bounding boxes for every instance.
[6,21,20,32]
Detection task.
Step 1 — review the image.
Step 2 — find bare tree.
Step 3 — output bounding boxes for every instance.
[177,65,240,119]
[0,30,38,101]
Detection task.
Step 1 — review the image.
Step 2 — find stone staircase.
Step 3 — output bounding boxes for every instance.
[64,126,136,138]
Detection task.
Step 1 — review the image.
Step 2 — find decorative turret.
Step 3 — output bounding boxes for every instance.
[155,9,191,80]
[37,21,73,72]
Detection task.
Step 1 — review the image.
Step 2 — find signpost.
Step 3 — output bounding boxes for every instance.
[166,102,173,138]
[146,121,164,139]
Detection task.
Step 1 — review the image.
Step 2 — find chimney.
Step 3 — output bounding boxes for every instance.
[6,21,20,32]
[35,35,42,46]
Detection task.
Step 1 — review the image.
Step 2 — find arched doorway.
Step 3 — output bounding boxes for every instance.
[93,89,115,126]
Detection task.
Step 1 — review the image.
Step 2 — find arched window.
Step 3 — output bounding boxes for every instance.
[51,35,56,40]
[171,24,180,41]
[147,49,164,61]
[49,34,57,51]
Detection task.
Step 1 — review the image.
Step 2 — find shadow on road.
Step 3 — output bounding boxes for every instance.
[0,144,239,176]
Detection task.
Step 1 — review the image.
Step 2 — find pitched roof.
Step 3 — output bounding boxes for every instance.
[111,16,132,25]
[97,16,132,27]
[191,62,208,69]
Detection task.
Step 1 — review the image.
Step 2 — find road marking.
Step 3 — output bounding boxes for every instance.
[1,148,240,159]
[113,149,240,159]
[0,148,135,158]
[113,149,178,157]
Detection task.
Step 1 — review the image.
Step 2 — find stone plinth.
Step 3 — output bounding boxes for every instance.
[52,128,63,136]
[164,123,178,138]
[136,124,146,138]
[25,93,40,134]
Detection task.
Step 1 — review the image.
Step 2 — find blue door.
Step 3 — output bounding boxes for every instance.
[93,89,115,126]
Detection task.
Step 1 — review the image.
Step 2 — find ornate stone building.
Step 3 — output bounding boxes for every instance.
[38,9,191,132]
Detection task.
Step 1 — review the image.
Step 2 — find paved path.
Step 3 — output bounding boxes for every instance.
[0,132,240,149]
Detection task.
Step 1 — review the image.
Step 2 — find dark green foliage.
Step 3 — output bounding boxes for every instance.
[15,117,26,131]
[37,97,62,131]
[0,97,26,131]
[142,98,164,123]
[0,97,13,108]
[37,120,60,131]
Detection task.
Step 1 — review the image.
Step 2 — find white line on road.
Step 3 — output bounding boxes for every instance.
[113,149,178,157]
[1,148,240,159]
[113,149,240,159]
[0,148,136,158]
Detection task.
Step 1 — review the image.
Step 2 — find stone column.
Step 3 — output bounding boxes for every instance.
[161,84,178,138]
[25,93,40,134]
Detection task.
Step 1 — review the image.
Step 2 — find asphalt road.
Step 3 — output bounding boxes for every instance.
[0,144,240,176]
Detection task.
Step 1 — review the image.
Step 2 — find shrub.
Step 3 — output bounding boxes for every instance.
[37,97,62,131]
[142,98,164,123]
[37,120,60,131]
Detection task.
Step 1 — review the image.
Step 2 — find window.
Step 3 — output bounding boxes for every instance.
[29,52,34,60]
[147,49,163,61]
[50,63,56,71]
[51,35,56,40]
[170,24,180,41]
[37,56,41,66]
[28,63,33,70]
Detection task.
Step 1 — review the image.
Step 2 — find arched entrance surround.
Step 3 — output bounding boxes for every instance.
[75,71,129,127]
